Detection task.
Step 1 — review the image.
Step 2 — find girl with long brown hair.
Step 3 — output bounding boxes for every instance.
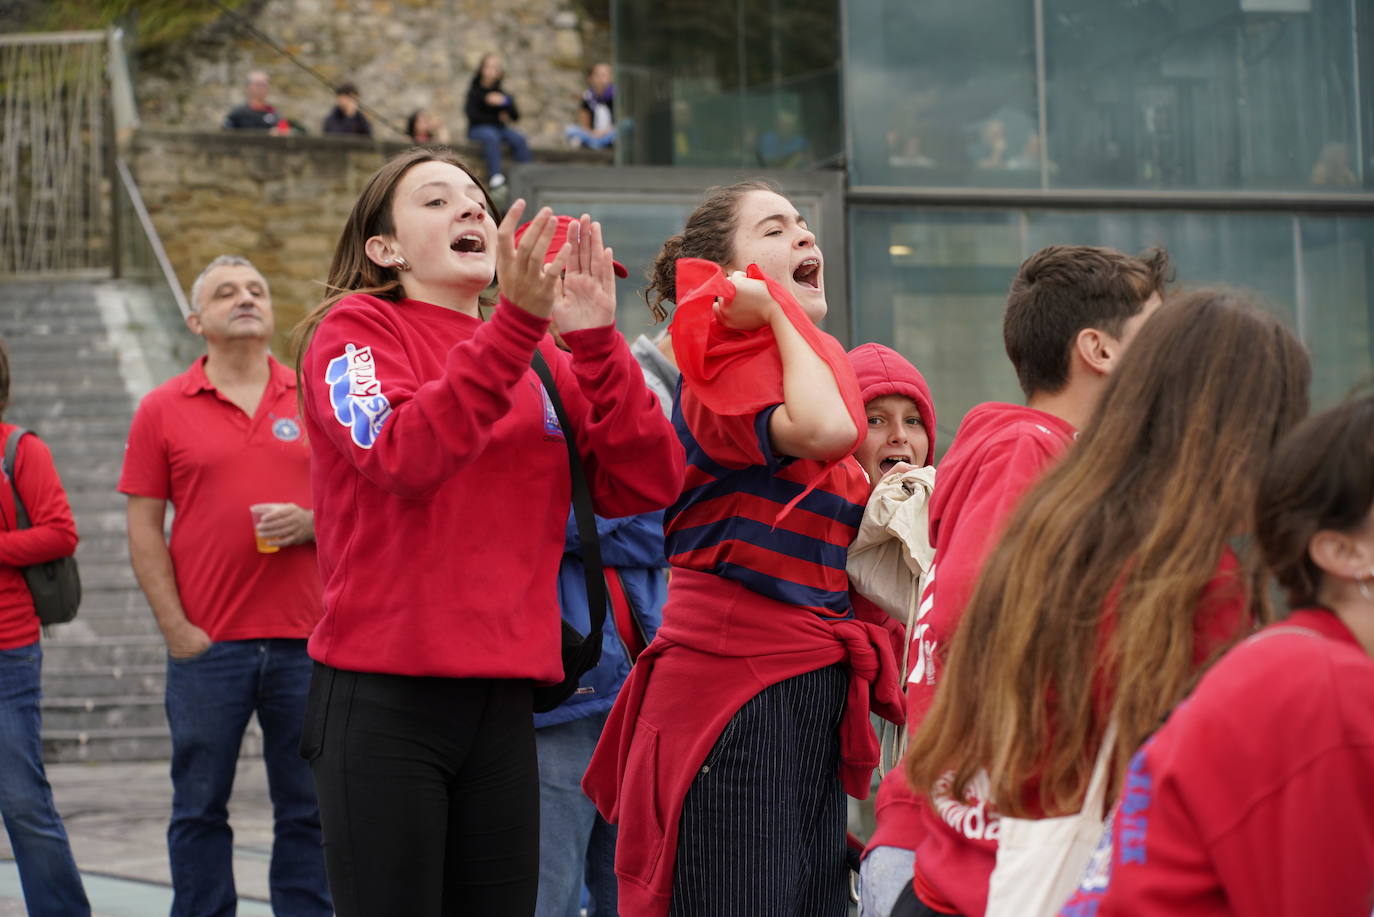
[291,147,683,916]
[900,289,1311,917]
[1057,391,1374,916]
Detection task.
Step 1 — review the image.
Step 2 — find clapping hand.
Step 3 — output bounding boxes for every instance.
[497,201,569,319]
[552,215,617,333]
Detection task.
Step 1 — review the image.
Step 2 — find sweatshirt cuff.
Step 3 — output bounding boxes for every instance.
[490,297,552,361]
[561,323,621,363]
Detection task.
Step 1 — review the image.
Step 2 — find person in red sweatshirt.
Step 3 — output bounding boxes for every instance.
[583,181,905,917]
[0,339,90,917]
[290,148,684,917]
[857,245,1169,917]
[902,290,1310,917]
[1058,392,1374,917]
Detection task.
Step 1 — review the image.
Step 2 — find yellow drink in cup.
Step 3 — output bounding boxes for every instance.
[250,504,279,554]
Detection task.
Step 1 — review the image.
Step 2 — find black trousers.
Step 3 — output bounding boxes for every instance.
[890,883,962,917]
[670,663,849,917]
[300,663,540,917]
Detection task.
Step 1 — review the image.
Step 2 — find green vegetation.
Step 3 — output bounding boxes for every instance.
[15,0,256,53]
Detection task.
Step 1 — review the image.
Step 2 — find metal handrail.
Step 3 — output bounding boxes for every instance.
[0,31,105,47]
[114,158,190,317]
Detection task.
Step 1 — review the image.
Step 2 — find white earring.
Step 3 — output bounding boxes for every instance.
[1361,569,1373,601]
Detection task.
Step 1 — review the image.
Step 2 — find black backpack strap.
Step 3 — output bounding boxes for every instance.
[3,428,31,530]
[530,351,607,644]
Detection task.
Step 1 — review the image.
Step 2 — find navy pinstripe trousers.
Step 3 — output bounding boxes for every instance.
[669,663,849,916]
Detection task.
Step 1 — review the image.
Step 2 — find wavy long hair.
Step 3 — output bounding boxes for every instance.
[290,147,496,381]
[905,289,1311,817]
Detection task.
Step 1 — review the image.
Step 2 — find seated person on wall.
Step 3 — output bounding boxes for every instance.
[465,52,532,190]
[322,82,372,137]
[406,108,451,144]
[565,62,617,150]
[224,70,286,131]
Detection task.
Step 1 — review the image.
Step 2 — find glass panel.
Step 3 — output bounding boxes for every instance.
[850,207,1374,446]
[1300,216,1374,406]
[844,0,1039,188]
[1044,0,1370,191]
[614,0,841,169]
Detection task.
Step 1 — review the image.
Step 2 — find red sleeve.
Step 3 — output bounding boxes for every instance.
[118,391,172,499]
[933,433,1059,624]
[553,324,686,518]
[301,296,549,498]
[0,435,78,566]
[678,382,781,469]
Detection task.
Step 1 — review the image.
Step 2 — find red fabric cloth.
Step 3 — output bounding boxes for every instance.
[668,258,864,519]
[300,295,683,680]
[1059,609,1374,917]
[0,426,77,649]
[582,568,905,917]
[118,357,322,642]
[847,342,938,460]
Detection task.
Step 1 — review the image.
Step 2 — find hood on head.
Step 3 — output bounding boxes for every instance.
[847,343,937,462]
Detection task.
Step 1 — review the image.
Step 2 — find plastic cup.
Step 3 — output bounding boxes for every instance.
[250,504,279,554]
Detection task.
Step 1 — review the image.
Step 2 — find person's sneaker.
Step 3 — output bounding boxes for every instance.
[489,172,506,189]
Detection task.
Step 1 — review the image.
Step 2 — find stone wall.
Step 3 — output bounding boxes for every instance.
[134,0,612,147]
[127,128,606,357]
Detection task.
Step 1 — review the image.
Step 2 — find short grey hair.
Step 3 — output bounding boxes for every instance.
[189,255,266,312]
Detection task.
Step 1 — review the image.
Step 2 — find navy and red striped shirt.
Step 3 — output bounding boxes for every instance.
[664,381,868,619]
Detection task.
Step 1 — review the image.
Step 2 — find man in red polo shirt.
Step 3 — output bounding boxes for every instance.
[119,255,331,917]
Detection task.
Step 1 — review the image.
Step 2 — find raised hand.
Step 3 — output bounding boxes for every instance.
[496,200,568,319]
[552,215,617,333]
[714,270,776,331]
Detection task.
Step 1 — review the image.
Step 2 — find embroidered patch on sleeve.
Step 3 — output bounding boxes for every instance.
[325,343,393,449]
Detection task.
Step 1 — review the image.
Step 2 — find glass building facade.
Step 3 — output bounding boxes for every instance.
[532,0,1374,440]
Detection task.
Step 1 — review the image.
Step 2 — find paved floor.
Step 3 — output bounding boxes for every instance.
[0,757,275,916]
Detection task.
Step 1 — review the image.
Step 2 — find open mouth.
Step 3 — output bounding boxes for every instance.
[878,455,912,473]
[792,257,821,289]
[451,232,486,254]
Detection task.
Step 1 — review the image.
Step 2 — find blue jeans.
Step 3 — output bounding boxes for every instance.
[534,712,617,917]
[859,845,916,917]
[564,126,616,150]
[165,639,330,917]
[0,641,90,917]
[468,124,532,178]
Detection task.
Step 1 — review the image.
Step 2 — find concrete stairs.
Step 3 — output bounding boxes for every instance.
[0,278,261,762]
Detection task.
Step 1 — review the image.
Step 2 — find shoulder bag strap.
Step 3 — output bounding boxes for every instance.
[530,351,608,642]
[3,428,31,530]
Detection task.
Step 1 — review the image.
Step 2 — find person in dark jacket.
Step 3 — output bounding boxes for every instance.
[322,82,371,136]
[534,508,667,917]
[465,53,532,189]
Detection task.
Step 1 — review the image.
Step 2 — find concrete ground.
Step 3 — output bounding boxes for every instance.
[0,756,275,916]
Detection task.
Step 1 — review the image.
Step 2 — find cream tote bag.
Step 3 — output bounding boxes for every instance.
[984,721,1118,917]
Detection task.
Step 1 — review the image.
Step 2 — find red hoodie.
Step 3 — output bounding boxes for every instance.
[0,426,78,649]
[846,342,938,660]
[300,294,684,680]
[1059,609,1374,917]
[865,403,1074,875]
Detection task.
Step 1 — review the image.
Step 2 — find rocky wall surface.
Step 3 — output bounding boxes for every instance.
[134,0,611,147]
[127,128,606,357]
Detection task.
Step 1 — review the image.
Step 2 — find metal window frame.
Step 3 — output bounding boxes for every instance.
[509,165,852,343]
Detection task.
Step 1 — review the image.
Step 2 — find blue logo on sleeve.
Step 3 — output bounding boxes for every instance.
[325,343,393,449]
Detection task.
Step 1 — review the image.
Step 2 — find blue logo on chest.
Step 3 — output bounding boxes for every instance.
[272,418,302,442]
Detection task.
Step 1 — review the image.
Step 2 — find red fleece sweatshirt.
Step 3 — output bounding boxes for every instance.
[300,295,684,680]
[582,568,905,917]
[1059,609,1374,917]
[0,427,78,649]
